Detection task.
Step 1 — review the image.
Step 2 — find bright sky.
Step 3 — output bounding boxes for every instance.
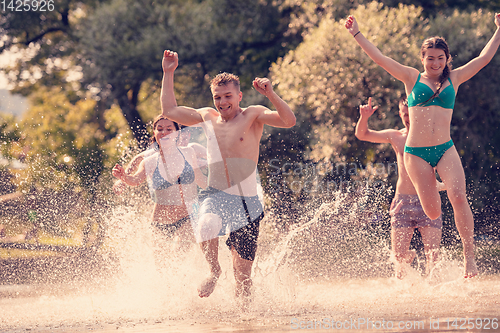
[0,50,13,89]
[0,51,29,116]
[0,73,8,89]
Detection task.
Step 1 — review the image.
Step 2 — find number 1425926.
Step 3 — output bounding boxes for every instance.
[1,0,55,12]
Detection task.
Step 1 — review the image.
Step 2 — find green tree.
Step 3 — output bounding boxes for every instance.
[0,113,22,195]
[1,0,296,146]
[277,0,500,39]
[76,0,178,145]
[271,2,500,236]
[18,87,130,192]
[427,10,500,230]
[383,0,499,15]
[0,112,21,158]
[0,0,107,95]
[271,2,427,166]
[261,2,428,223]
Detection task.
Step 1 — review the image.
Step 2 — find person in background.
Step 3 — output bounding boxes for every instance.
[356,97,445,279]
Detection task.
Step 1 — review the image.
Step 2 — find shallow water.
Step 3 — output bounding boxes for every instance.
[1,203,499,333]
[1,272,499,332]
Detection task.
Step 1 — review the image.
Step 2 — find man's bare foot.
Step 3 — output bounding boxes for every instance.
[235,277,252,298]
[394,249,416,279]
[464,258,478,279]
[236,295,251,312]
[198,272,220,298]
[424,249,440,277]
[405,249,417,264]
[427,262,444,285]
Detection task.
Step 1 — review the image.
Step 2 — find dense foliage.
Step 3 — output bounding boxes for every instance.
[0,0,499,238]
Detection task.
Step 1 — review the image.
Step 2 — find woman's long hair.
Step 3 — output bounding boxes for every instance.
[420,36,453,105]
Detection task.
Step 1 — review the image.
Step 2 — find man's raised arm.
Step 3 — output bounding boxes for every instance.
[253,77,296,128]
[355,97,392,144]
[161,50,204,126]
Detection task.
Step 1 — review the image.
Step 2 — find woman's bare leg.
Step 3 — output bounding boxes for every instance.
[436,147,478,277]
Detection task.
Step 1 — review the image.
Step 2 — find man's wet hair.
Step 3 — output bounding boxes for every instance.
[210,72,240,90]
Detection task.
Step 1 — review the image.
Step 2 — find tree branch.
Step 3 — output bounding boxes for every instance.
[24,27,66,45]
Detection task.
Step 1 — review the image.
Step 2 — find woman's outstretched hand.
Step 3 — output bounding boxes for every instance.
[345,15,360,36]
[112,164,125,180]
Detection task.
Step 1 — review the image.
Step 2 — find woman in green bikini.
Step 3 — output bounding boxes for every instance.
[345,13,500,278]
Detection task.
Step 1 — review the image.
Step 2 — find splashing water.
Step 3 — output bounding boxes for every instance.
[1,187,500,333]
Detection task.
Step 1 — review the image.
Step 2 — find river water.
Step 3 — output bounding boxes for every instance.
[0,200,499,333]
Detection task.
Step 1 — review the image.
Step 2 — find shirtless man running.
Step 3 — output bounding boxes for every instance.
[160,50,296,301]
[356,97,445,278]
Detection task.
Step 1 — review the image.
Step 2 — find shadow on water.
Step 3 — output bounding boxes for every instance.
[1,183,500,332]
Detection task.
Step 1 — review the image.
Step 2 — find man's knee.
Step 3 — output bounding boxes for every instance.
[196,213,222,242]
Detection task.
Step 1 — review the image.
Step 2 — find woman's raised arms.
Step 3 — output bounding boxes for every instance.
[345,15,417,86]
[452,13,500,86]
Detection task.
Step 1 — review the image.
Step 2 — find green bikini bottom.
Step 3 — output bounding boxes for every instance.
[404,139,454,168]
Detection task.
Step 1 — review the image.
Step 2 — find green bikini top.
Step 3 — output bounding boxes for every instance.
[407,73,456,109]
